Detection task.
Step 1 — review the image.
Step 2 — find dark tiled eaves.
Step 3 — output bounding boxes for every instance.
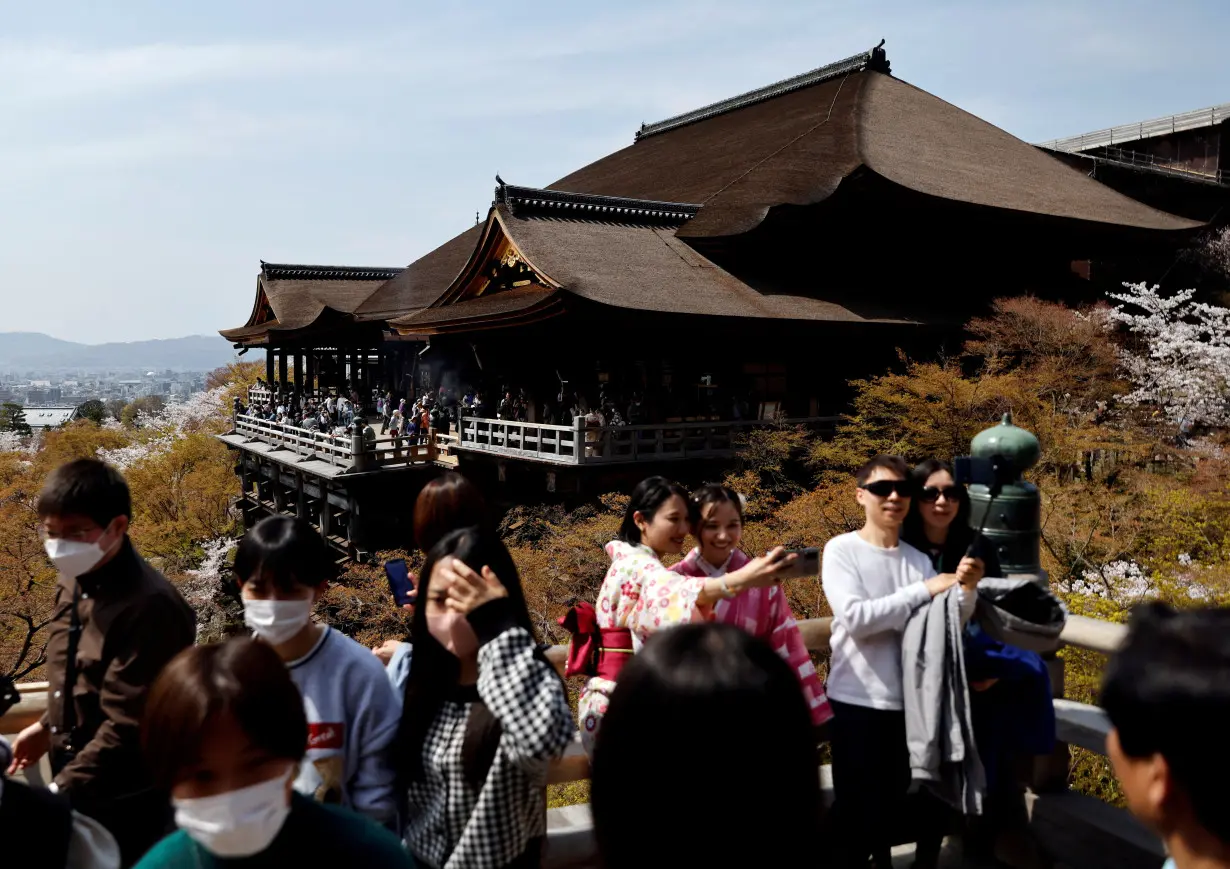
[496,183,701,224]
[260,262,406,281]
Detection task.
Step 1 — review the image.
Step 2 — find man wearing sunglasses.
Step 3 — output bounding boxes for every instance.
[822,455,963,869]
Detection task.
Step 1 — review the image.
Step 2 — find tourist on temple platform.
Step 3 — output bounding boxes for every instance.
[497,390,515,421]
[388,406,405,451]
[1103,603,1230,869]
[399,528,573,869]
[822,456,965,869]
[564,476,794,754]
[626,392,646,426]
[326,395,337,424]
[133,638,414,869]
[582,403,605,458]
[373,472,490,691]
[376,395,386,431]
[670,484,833,729]
[301,411,319,432]
[419,406,431,445]
[591,623,824,869]
[6,459,195,867]
[233,516,401,828]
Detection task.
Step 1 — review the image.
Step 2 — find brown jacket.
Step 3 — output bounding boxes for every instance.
[42,537,195,805]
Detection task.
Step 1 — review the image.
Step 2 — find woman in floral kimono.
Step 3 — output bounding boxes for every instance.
[671,484,833,729]
[562,476,794,754]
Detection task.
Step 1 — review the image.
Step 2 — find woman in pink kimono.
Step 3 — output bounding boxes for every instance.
[671,484,834,728]
[561,476,795,754]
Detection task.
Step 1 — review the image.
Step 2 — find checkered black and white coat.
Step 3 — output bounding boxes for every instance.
[404,599,575,869]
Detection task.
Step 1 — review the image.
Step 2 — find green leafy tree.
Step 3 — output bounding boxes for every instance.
[77,399,107,425]
[105,398,126,421]
[0,403,32,436]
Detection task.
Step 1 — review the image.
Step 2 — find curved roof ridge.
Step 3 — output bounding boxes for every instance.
[635,42,889,141]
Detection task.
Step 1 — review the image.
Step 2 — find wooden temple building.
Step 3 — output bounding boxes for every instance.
[217,44,1205,557]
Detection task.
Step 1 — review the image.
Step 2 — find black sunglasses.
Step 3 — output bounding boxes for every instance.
[919,485,964,503]
[859,480,915,498]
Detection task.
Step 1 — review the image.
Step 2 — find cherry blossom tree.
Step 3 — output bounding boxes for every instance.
[1107,282,1230,427]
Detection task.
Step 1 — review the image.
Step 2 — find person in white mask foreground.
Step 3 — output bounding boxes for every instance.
[133,638,415,869]
[233,515,401,827]
[7,458,194,867]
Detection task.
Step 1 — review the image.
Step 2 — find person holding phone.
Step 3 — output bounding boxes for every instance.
[901,459,999,583]
[373,473,490,691]
[565,476,795,754]
[670,484,833,728]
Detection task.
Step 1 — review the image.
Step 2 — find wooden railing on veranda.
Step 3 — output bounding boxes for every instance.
[232,413,441,472]
[455,415,843,465]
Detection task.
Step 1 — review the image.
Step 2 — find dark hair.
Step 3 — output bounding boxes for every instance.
[142,638,307,790]
[36,459,131,528]
[855,454,910,486]
[902,459,969,547]
[687,483,743,527]
[1102,603,1230,843]
[398,527,540,790]
[617,476,689,544]
[592,623,822,867]
[413,472,488,552]
[233,515,336,593]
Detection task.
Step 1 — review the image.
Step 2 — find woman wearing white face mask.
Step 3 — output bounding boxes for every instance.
[399,528,574,869]
[134,638,415,869]
[233,516,401,828]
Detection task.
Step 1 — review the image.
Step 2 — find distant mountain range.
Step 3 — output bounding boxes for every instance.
[0,332,238,372]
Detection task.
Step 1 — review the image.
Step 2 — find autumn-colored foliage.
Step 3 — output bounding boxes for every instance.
[4,298,1230,812]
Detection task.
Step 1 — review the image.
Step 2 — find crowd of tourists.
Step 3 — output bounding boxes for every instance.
[2,457,1228,869]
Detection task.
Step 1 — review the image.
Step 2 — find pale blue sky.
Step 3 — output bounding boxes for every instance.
[2,0,1227,343]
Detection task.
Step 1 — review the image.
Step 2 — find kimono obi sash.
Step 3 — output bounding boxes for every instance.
[558,601,634,681]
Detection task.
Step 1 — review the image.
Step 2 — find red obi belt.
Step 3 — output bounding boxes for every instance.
[558,602,634,681]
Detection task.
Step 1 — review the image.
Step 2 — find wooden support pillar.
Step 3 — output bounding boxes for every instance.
[319,495,332,538]
[292,351,301,392]
[295,473,307,520]
[278,348,289,393]
[272,475,286,513]
[265,348,275,385]
[306,352,315,396]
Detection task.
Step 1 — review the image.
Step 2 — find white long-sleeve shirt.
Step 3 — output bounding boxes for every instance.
[288,626,401,825]
[822,531,936,711]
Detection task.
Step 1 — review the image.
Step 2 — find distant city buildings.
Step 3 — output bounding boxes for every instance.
[0,368,210,429]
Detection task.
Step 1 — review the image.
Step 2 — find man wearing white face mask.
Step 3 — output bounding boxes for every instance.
[232,516,401,829]
[6,459,196,868]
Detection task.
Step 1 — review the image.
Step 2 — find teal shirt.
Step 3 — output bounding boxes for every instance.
[134,794,415,869]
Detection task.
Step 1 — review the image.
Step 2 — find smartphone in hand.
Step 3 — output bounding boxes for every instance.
[384,558,416,606]
[775,547,820,580]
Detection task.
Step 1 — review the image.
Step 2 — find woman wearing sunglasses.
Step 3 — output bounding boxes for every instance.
[901,459,1000,583]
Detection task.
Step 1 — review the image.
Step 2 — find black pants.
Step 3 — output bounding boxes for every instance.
[829,699,948,869]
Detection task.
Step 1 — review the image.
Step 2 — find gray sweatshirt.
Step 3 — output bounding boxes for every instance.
[902,585,985,815]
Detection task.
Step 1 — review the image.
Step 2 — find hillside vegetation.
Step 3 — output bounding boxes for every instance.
[3,290,1229,809]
